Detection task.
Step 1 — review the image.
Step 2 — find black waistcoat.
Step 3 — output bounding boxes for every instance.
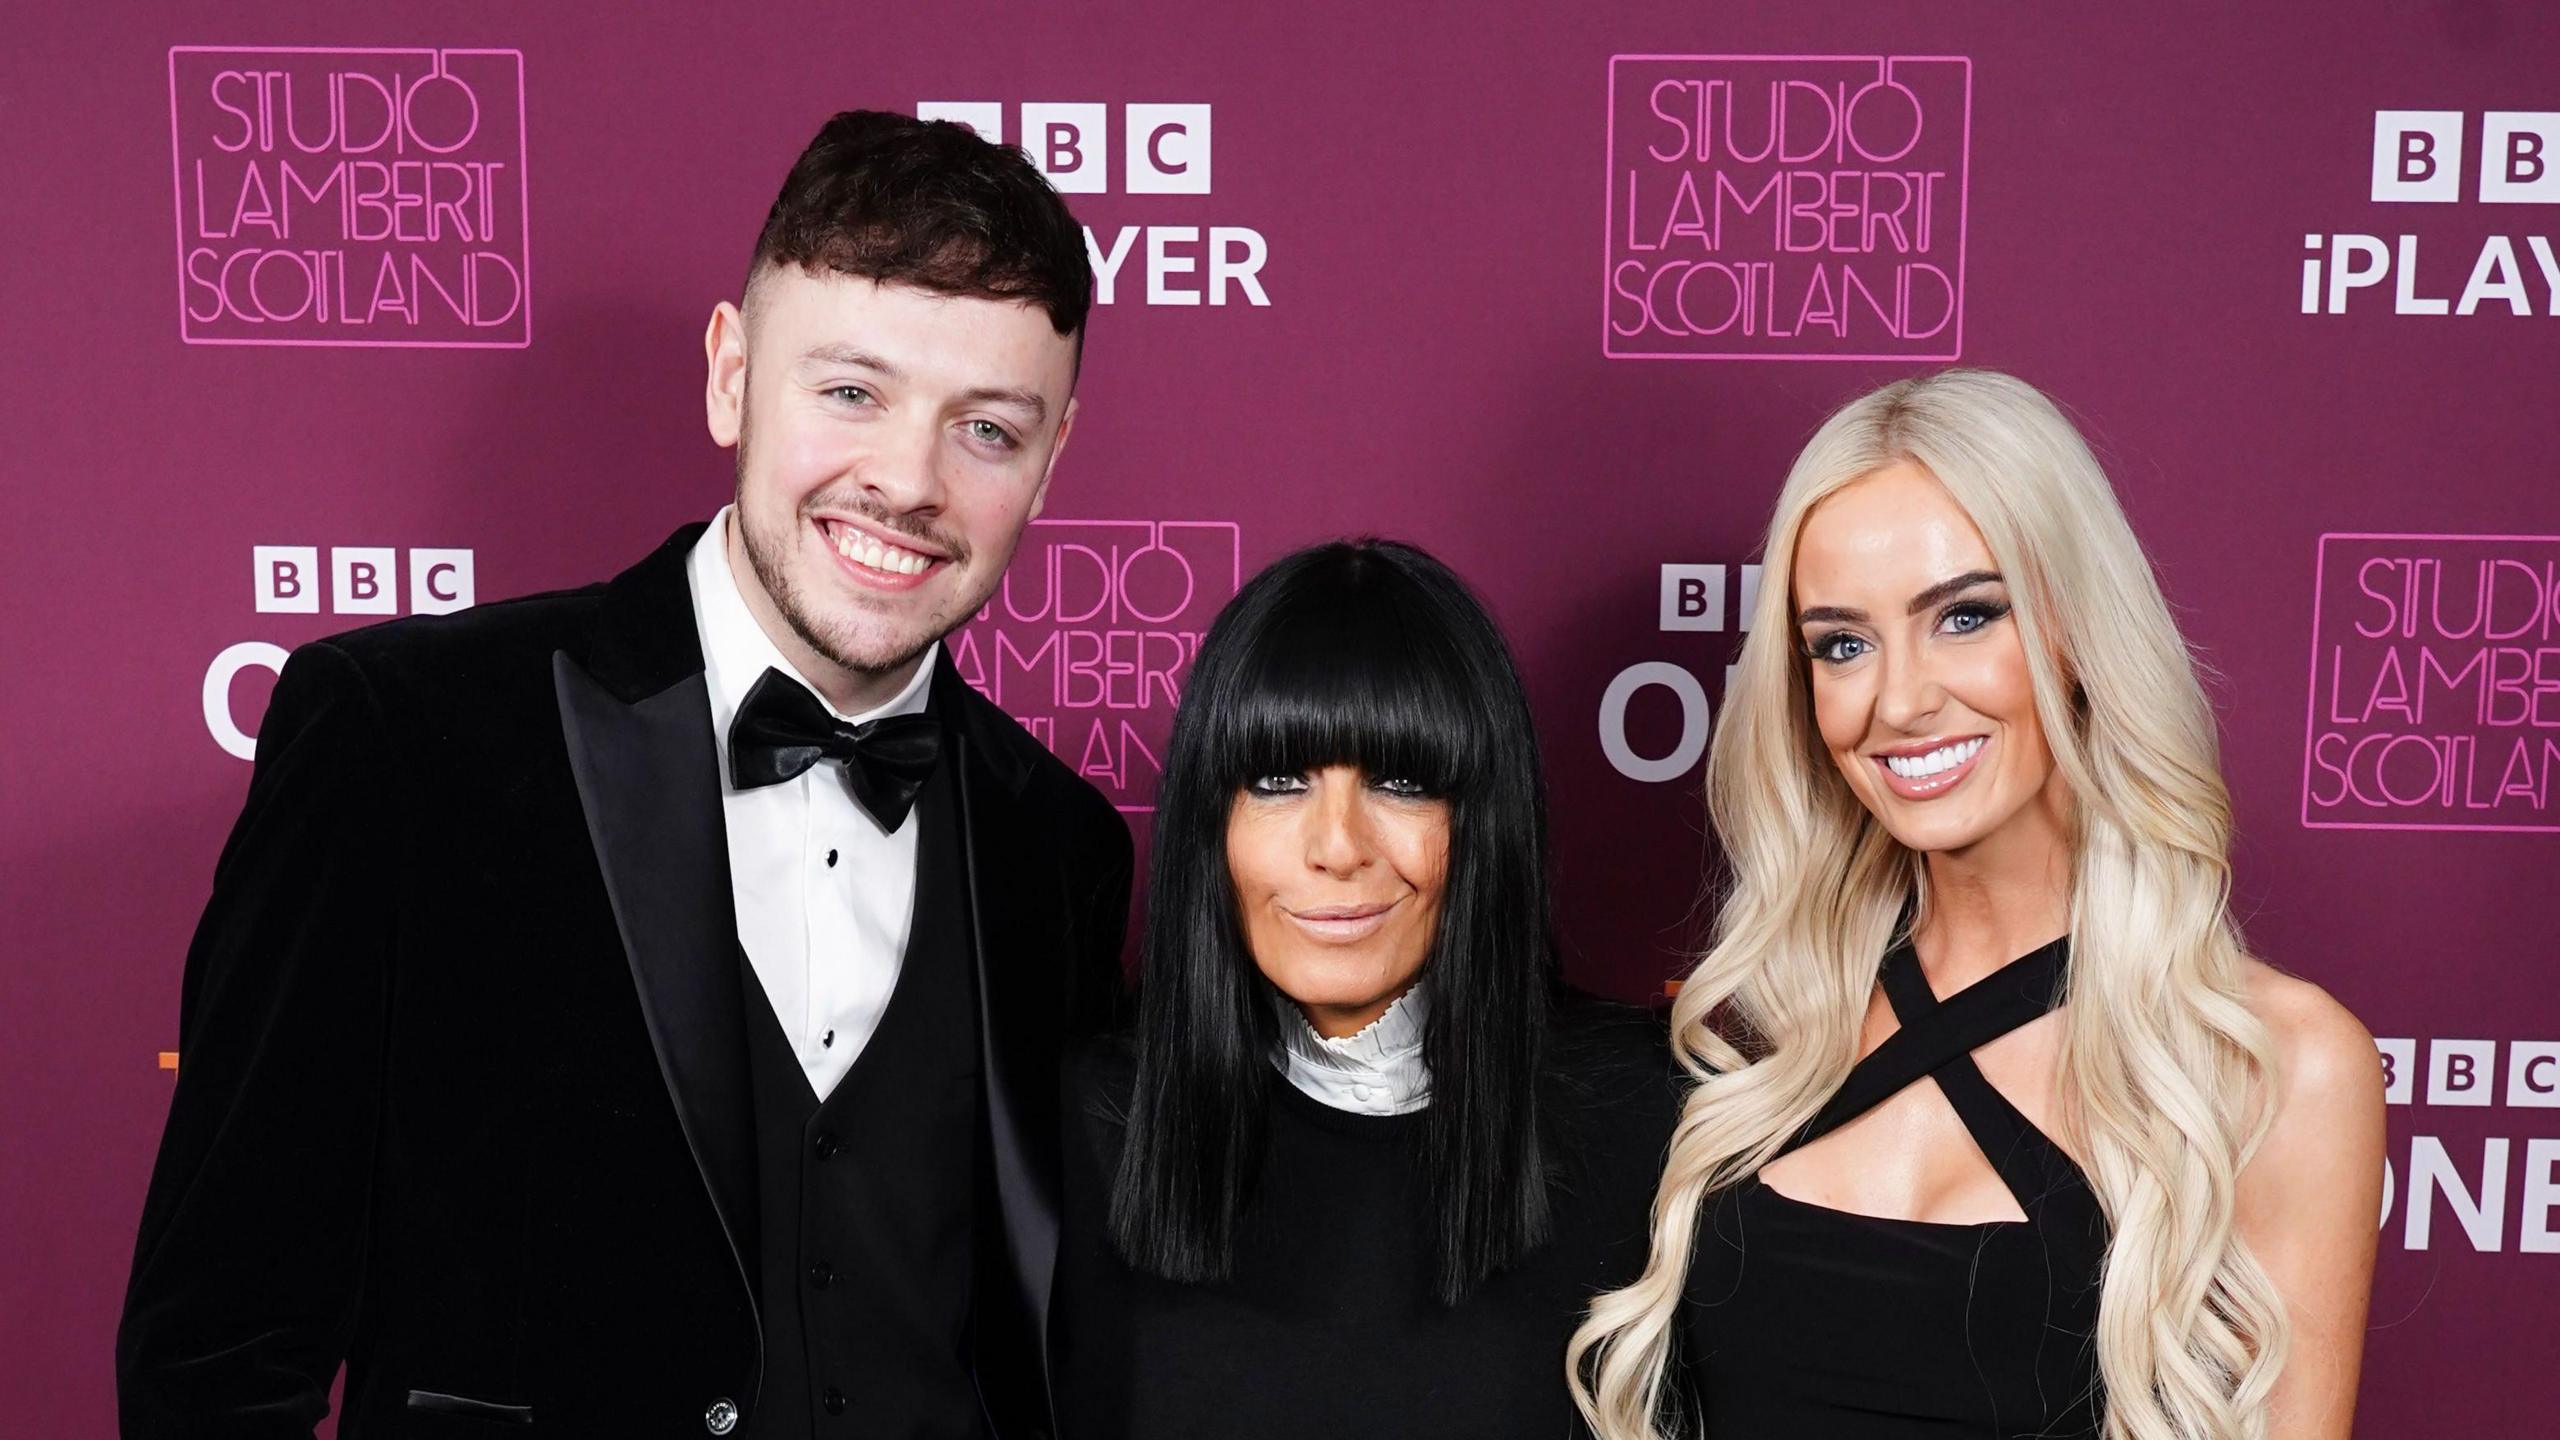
[741,758,986,1439]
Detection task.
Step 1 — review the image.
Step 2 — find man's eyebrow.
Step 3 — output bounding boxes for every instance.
[797,344,901,376]
[1794,571,2005,627]
[955,386,1048,423]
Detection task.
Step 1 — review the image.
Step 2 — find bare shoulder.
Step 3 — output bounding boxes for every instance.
[2239,959,2385,1156]
[2233,960,2386,1301]
[2243,962,2381,1094]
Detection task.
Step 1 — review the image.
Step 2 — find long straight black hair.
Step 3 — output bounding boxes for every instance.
[1108,538,1558,1304]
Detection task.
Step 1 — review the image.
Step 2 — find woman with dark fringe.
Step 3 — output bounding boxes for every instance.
[1053,539,1680,1439]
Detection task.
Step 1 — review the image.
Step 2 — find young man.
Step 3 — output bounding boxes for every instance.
[118,111,1130,1440]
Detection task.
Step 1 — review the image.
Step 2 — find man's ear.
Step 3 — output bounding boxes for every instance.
[1027,396,1078,522]
[705,300,748,449]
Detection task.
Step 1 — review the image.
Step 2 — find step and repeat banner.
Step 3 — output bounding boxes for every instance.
[2,1,2552,1432]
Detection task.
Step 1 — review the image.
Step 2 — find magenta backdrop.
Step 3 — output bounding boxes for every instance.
[5,2,2555,1433]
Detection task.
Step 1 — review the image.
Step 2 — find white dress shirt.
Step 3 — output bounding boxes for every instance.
[1276,984,1432,1116]
[686,507,939,1101]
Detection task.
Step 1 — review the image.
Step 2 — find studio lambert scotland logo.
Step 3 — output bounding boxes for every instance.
[2302,534,2560,832]
[1605,55,1971,361]
[168,47,531,347]
[952,520,1242,811]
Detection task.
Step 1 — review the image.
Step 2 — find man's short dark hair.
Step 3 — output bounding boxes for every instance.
[748,109,1093,339]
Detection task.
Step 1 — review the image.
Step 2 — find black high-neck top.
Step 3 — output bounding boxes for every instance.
[1057,998,1681,1440]
[1683,936,2108,1438]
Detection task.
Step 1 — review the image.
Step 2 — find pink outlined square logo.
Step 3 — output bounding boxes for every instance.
[952,520,1242,813]
[2302,533,2560,833]
[168,47,531,348]
[1605,55,1970,361]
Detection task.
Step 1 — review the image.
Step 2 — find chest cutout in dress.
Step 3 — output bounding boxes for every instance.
[1757,977,2076,1227]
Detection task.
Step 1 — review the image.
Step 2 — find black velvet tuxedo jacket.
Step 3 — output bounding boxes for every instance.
[117,523,1134,1439]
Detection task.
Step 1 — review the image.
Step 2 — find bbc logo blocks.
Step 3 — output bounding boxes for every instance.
[253,545,474,616]
[919,102,1212,195]
[2371,111,2560,204]
[2377,1038,2560,1109]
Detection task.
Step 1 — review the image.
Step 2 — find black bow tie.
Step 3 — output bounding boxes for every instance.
[728,668,944,833]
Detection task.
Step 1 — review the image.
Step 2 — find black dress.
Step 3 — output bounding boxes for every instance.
[1683,936,2107,1438]
[1057,998,1680,1440]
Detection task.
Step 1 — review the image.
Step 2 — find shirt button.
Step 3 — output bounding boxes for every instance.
[825,849,839,867]
[810,1260,833,1288]
[823,1388,847,1416]
[814,1132,842,1161]
[704,1398,739,1434]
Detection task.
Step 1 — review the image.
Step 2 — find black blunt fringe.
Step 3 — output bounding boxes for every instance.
[1107,538,1558,1305]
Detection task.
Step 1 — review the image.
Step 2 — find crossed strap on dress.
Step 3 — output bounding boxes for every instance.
[1782,935,2074,1218]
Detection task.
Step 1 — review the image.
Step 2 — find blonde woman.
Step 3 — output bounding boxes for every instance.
[1570,370,2385,1440]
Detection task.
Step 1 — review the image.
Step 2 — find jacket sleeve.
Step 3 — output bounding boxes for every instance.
[117,640,397,1439]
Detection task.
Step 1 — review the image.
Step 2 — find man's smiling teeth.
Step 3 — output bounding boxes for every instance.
[1882,737,1985,779]
[830,523,932,576]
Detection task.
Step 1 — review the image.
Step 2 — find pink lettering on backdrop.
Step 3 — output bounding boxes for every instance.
[168,47,531,347]
[951,520,1241,811]
[1604,54,1970,361]
[2302,534,2560,831]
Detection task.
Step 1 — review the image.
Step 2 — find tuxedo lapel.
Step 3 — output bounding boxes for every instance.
[552,525,759,1301]
[937,657,1065,1340]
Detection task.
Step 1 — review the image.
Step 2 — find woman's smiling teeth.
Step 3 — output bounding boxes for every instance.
[828,522,934,576]
[1880,736,1986,781]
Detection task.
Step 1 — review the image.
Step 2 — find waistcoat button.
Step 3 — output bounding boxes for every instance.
[705,1398,739,1435]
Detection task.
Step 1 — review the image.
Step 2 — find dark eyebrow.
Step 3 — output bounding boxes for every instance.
[1796,603,1867,626]
[1905,569,2004,616]
[1795,570,2005,628]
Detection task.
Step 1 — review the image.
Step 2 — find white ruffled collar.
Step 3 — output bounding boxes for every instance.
[1275,984,1431,1116]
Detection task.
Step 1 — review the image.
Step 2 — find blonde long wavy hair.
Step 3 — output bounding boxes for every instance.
[1568,370,2286,1440]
